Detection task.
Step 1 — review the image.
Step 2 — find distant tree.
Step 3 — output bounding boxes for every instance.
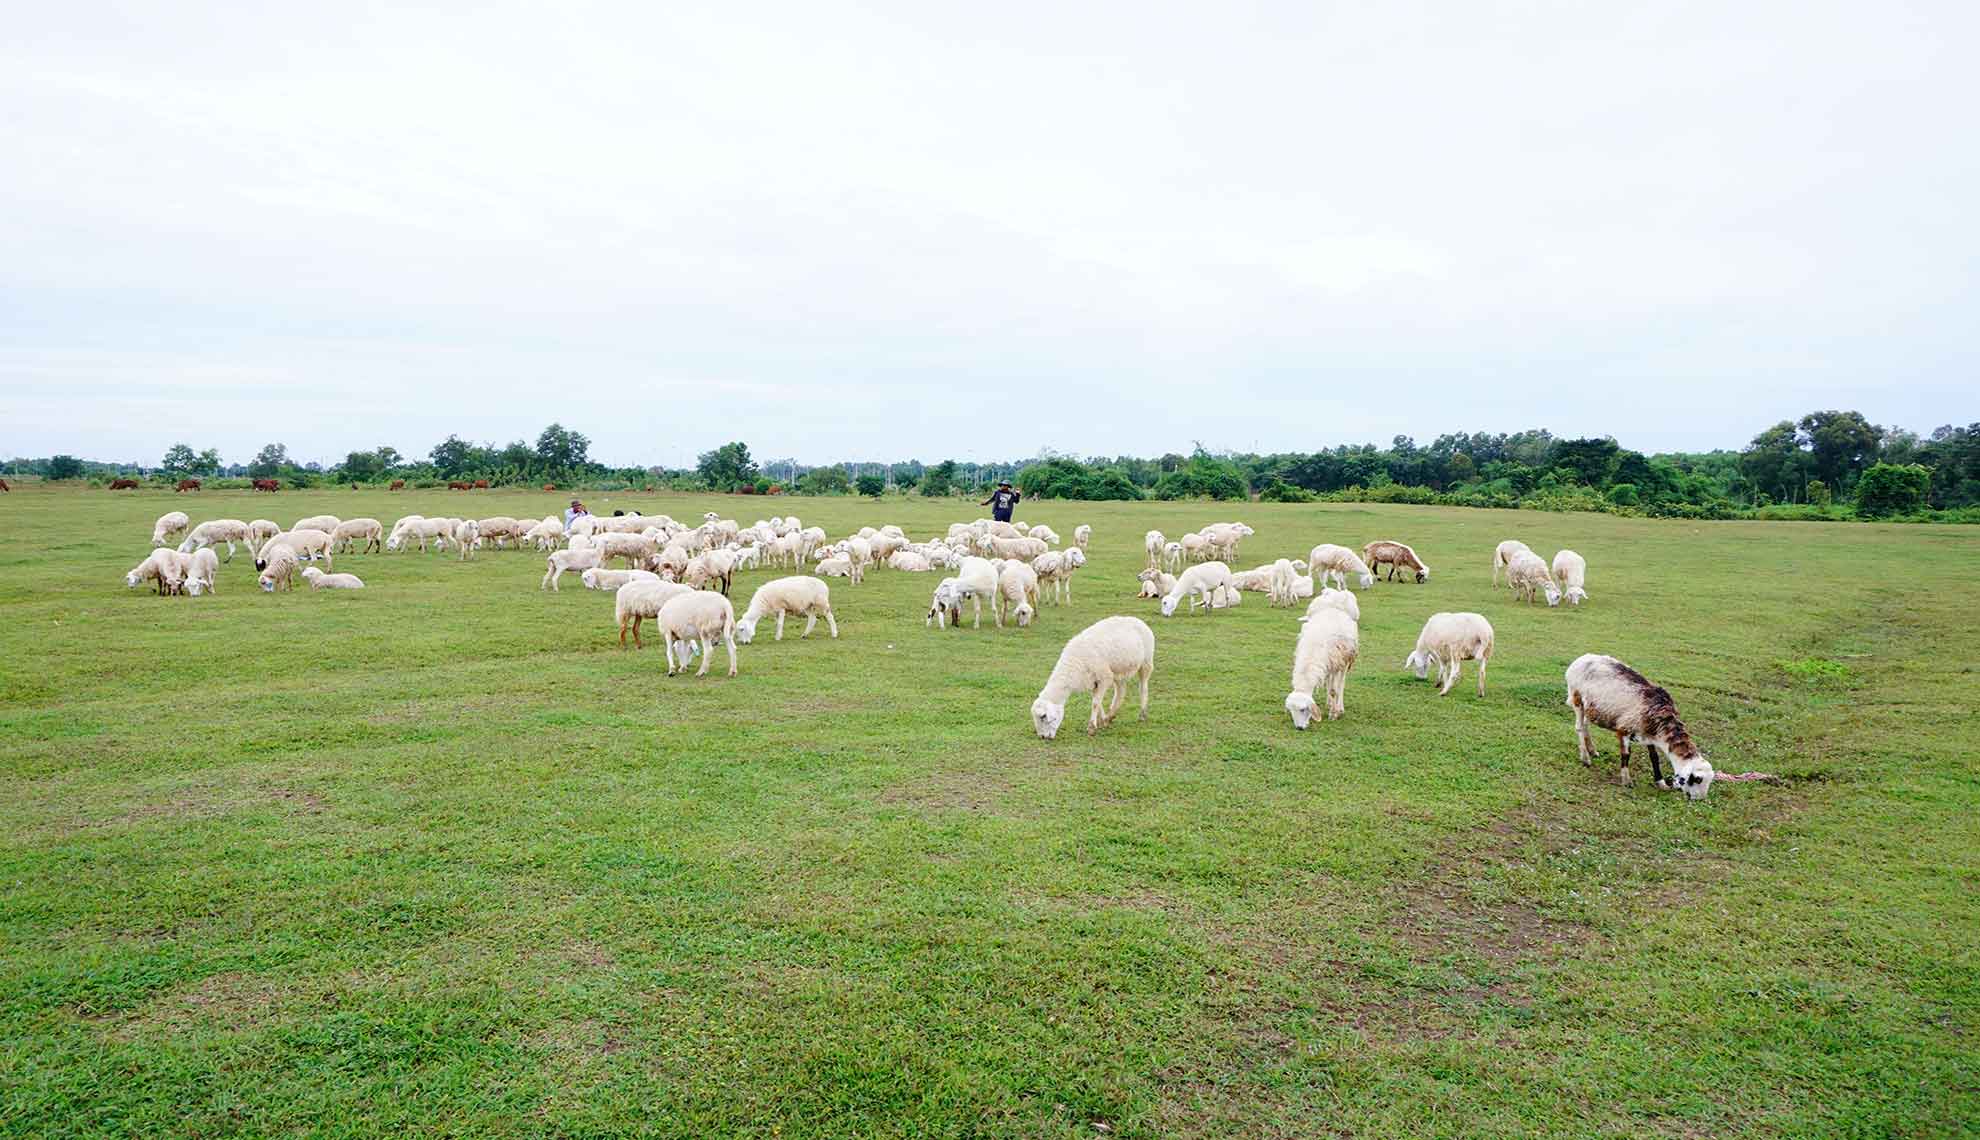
[855,473,886,497]
[1740,422,1806,503]
[1797,410,1882,490]
[697,442,759,491]
[797,465,850,495]
[249,443,291,479]
[47,454,85,480]
[375,445,402,470]
[1804,479,1831,506]
[1548,437,1621,486]
[429,435,473,478]
[340,450,387,482]
[194,448,222,477]
[1855,463,1931,517]
[920,460,957,496]
[1606,483,1639,506]
[535,423,590,472]
[160,443,199,477]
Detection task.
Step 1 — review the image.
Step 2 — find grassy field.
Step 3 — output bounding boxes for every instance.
[0,485,1974,1137]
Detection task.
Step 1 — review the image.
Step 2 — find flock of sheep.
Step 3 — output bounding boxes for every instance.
[125,505,1715,799]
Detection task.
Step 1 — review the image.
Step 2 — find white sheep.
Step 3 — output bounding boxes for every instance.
[1160,561,1234,617]
[453,518,480,561]
[660,591,738,677]
[258,529,332,568]
[887,550,933,572]
[1505,550,1561,606]
[542,545,604,590]
[151,511,191,547]
[178,519,251,560]
[581,567,659,591]
[1566,654,1715,798]
[614,579,694,648]
[682,548,739,595]
[1307,544,1375,591]
[292,514,341,537]
[1305,587,1360,622]
[257,544,300,592]
[1031,616,1156,738]
[1268,558,1301,608]
[247,519,282,549]
[475,516,529,550]
[331,518,384,554]
[814,555,856,580]
[1136,568,1176,599]
[1073,524,1092,551]
[124,549,183,595]
[1492,539,1532,586]
[301,567,366,590]
[1145,529,1166,568]
[927,557,999,629]
[174,548,220,596]
[735,576,839,643]
[593,532,656,570]
[1552,549,1589,606]
[994,561,1039,628]
[1286,608,1358,729]
[525,517,566,551]
[1027,525,1061,546]
[1403,612,1493,696]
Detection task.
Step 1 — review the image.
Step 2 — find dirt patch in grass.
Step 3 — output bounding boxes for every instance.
[877,766,1017,815]
[101,970,292,1041]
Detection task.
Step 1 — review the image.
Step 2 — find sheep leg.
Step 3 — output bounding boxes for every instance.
[775,612,787,640]
[1647,744,1667,787]
[1572,699,1594,764]
[696,636,712,676]
[1087,680,1110,734]
[1137,665,1151,721]
[1616,731,1632,785]
[665,632,679,675]
[799,612,816,638]
[724,633,737,677]
[619,617,630,648]
[1106,676,1126,721]
[1475,654,1488,697]
[824,607,838,638]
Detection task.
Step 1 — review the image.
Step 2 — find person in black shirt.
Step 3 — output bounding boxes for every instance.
[981,480,1020,522]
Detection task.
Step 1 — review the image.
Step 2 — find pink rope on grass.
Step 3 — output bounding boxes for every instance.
[1712,771,1780,783]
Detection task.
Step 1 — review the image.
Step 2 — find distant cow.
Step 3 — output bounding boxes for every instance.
[176,478,201,492]
[473,479,490,489]
[542,483,556,491]
[110,478,139,490]
[0,478,9,492]
[252,479,280,492]
[449,481,471,491]
[389,479,406,491]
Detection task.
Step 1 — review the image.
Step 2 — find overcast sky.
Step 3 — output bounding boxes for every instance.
[3,2,1973,468]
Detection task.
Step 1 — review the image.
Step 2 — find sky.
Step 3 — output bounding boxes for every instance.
[2,1,1974,469]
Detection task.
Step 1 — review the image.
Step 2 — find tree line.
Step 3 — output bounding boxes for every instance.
[6,410,1974,520]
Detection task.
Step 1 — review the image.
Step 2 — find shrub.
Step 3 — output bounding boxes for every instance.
[1258,479,1315,503]
[1855,463,1931,517]
[855,473,886,497]
[1606,483,1639,506]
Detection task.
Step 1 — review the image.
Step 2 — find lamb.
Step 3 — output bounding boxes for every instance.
[994,561,1039,628]
[257,543,300,592]
[453,518,480,560]
[258,529,332,568]
[124,549,184,595]
[292,514,341,537]
[1160,561,1234,616]
[331,518,384,554]
[1305,587,1360,622]
[178,519,251,560]
[1505,550,1561,606]
[1268,558,1301,608]
[1362,540,1430,584]
[735,576,839,643]
[542,545,604,590]
[178,548,222,596]
[1179,532,1211,564]
[1040,547,1086,604]
[927,557,998,629]
[1307,544,1376,591]
[247,519,282,549]
[301,566,366,590]
[1492,539,1532,586]
[1030,616,1156,738]
[1551,549,1589,606]
[151,511,191,547]
[1136,568,1177,599]
[1027,525,1060,546]
[1144,530,1166,568]
[1286,608,1358,728]
[660,591,738,677]
[1163,541,1183,572]
[1073,525,1091,551]
[1565,654,1716,798]
[730,544,762,572]
[581,567,659,591]
[1403,612,1493,696]
[614,579,694,647]
[682,548,739,595]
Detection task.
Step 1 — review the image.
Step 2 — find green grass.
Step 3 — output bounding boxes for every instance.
[1,485,1974,1137]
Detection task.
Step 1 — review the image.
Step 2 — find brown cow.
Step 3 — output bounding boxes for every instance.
[542,483,556,492]
[449,481,471,491]
[0,478,9,492]
[176,478,201,492]
[389,479,406,491]
[253,479,280,492]
[473,479,490,489]
[110,478,139,490]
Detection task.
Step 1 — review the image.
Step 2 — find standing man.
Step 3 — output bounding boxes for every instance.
[981,479,1019,523]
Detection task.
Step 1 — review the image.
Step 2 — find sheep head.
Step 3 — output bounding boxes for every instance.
[1014,603,1034,628]
[1285,693,1317,730]
[1660,755,1716,800]
[1357,572,1375,589]
[734,615,759,644]
[1566,586,1588,606]
[1542,581,1563,606]
[1404,650,1430,680]
[1031,698,1066,739]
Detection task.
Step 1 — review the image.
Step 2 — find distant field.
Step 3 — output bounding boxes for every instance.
[1,485,1974,1137]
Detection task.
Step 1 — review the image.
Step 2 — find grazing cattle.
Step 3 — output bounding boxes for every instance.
[110,478,139,490]
[176,479,201,492]
[542,483,557,491]
[389,479,406,491]
[252,479,280,492]
[0,478,9,492]
[449,481,471,491]
[473,479,490,489]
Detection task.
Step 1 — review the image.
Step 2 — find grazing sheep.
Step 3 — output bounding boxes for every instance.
[1552,550,1589,605]
[1136,568,1177,599]
[1144,530,1166,568]
[660,591,738,677]
[682,549,739,595]
[151,511,191,547]
[928,557,999,629]
[1027,525,1061,546]
[331,518,384,554]
[543,545,604,590]
[301,567,366,590]
[474,517,529,550]
[1492,539,1532,586]
[1305,587,1360,622]
[1179,532,1212,564]
[1307,544,1375,591]
[1031,616,1156,738]
[124,549,184,595]
[292,514,341,537]
[1286,608,1358,729]
[1565,654,1715,798]
[178,548,222,596]
[1403,612,1493,696]
[257,544,300,592]
[1268,558,1301,608]
[798,526,828,561]
[525,517,566,551]
[1505,550,1561,606]
[581,567,659,591]
[1202,522,1254,562]
[1160,561,1234,617]
[735,576,839,643]
[994,561,1039,628]
[178,519,251,560]
[1074,524,1092,551]
[247,519,282,549]
[1362,540,1430,584]
[258,529,332,568]
[614,579,694,647]
[593,532,657,570]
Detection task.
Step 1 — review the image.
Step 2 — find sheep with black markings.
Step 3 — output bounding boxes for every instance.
[1566,654,1715,798]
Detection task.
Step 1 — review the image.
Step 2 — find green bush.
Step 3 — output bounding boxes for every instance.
[1606,483,1638,505]
[1855,463,1931,517]
[1152,452,1248,500]
[1258,480,1315,503]
[855,473,886,497]
[797,467,850,496]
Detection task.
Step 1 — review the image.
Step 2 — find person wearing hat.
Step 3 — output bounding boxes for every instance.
[980,479,1020,523]
[562,498,589,529]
